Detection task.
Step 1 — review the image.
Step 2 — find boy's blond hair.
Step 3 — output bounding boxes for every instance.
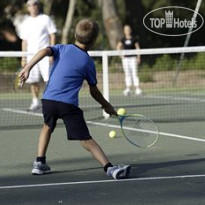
[75,19,99,46]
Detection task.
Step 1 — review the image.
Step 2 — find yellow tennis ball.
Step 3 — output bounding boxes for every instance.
[117,108,126,116]
[109,131,116,138]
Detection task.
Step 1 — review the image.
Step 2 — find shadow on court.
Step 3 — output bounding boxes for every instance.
[1,155,205,205]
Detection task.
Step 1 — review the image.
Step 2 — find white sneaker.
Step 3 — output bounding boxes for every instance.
[135,88,142,95]
[28,102,41,111]
[32,161,51,175]
[107,165,131,179]
[123,89,131,96]
[117,165,131,178]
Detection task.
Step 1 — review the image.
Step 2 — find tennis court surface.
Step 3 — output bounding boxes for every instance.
[1,47,205,204]
[1,118,205,205]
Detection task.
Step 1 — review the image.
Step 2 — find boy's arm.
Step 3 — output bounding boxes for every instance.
[89,85,117,116]
[19,47,52,85]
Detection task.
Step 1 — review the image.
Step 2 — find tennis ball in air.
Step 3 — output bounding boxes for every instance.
[109,131,116,138]
[117,108,126,116]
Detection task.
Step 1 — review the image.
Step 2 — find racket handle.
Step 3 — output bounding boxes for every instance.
[18,81,24,88]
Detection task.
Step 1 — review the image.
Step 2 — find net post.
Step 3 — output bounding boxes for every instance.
[102,52,110,119]
[173,0,202,86]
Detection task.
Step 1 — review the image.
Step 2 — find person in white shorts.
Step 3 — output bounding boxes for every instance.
[20,0,57,111]
[117,25,142,96]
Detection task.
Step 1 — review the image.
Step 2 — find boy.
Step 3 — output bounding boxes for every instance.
[19,19,131,180]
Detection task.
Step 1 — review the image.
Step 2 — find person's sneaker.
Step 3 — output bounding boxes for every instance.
[107,165,131,179]
[123,89,131,96]
[117,165,131,178]
[135,88,142,96]
[31,161,51,175]
[28,103,41,111]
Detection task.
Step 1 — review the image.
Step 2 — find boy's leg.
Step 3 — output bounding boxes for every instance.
[80,139,110,167]
[37,123,52,157]
[32,124,52,175]
[80,139,131,179]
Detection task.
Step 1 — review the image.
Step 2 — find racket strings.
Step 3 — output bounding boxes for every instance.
[122,116,158,147]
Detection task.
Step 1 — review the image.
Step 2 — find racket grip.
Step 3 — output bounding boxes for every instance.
[18,80,24,88]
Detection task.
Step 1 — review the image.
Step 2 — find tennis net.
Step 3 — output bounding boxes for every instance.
[0,46,205,130]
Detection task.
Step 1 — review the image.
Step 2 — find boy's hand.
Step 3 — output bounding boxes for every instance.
[102,103,117,116]
[18,68,30,87]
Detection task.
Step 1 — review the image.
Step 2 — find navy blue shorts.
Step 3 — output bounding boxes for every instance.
[42,99,92,140]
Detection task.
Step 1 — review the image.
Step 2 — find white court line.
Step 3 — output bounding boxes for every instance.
[0,174,205,190]
[105,95,205,109]
[146,95,205,103]
[2,108,205,142]
[2,108,43,117]
[87,121,205,142]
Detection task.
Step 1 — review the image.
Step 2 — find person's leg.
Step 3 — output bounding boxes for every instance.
[26,57,41,110]
[130,57,142,95]
[30,82,40,108]
[32,124,52,175]
[37,123,52,157]
[80,139,110,167]
[122,58,131,96]
[80,139,131,179]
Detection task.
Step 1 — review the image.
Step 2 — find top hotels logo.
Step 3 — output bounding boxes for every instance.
[143,6,204,36]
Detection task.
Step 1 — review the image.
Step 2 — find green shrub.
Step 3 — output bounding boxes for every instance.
[0,57,20,72]
[139,69,155,82]
[181,52,205,70]
[152,54,176,71]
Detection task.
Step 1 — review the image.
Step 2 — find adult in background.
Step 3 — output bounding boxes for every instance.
[20,0,57,111]
[117,25,142,96]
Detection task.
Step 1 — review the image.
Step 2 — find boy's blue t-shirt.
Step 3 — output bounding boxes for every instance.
[42,44,97,106]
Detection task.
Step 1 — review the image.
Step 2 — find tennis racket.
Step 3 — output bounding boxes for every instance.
[117,114,159,148]
[13,68,23,91]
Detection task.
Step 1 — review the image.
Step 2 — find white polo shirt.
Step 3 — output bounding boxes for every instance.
[20,14,57,52]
